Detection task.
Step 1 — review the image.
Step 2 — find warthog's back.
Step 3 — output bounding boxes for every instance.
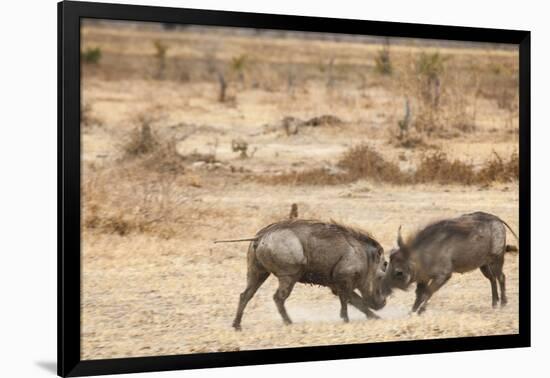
[411,212,508,274]
[253,220,377,286]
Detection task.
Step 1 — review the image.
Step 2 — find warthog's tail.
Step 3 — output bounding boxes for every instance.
[497,217,519,242]
[495,216,519,252]
[213,237,258,244]
[505,245,519,253]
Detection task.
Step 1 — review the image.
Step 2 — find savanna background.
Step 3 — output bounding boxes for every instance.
[81,20,519,360]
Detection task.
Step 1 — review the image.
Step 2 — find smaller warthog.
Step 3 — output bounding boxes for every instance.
[383,212,518,314]
[216,220,387,330]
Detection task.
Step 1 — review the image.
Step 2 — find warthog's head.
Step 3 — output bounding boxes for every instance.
[366,268,389,310]
[382,226,415,295]
[363,243,388,310]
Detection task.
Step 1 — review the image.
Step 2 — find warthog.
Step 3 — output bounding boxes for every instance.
[383,212,518,314]
[216,220,387,330]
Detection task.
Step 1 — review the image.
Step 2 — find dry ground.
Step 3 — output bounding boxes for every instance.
[80,22,520,360]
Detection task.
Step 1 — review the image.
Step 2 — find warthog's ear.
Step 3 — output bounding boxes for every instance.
[396,225,405,249]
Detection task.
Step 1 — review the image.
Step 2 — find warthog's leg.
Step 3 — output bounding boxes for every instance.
[233,268,270,331]
[411,282,428,313]
[416,274,451,315]
[338,293,350,323]
[335,282,354,323]
[480,265,499,308]
[497,272,507,306]
[273,275,297,325]
[348,291,380,319]
[492,255,507,307]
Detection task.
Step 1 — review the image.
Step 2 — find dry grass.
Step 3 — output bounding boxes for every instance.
[82,164,229,239]
[414,151,476,185]
[263,145,404,185]
[477,151,519,183]
[415,150,518,185]
[81,181,519,359]
[263,144,518,186]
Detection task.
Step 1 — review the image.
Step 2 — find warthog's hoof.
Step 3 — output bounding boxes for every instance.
[233,323,242,331]
[367,313,380,320]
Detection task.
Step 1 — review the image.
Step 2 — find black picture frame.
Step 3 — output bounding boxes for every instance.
[58,1,531,376]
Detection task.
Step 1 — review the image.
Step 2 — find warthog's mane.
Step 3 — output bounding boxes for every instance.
[256,219,381,250]
[406,217,479,249]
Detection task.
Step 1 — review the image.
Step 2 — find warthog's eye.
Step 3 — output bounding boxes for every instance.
[394,270,404,278]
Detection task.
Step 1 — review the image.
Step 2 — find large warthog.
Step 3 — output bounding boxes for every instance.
[216,220,387,330]
[383,212,519,314]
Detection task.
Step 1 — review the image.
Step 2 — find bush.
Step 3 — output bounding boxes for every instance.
[415,151,519,185]
[122,117,159,157]
[261,145,519,187]
[81,47,102,64]
[338,144,405,183]
[263,144,406,186]
[153,40,169,79]
[477,151,519,183]
[374,39,392,75]
[414,151,476,185]
[416,52,447,81]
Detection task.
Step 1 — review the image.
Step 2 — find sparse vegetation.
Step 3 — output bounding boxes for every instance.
[119,114,190,175]
[264,145,519,186]
[415,150,518,185]
[153,40,169,79]
[81,47,102,64]
[231,54,248,85]
[122,115,160,157]
[414,151,476,184]
[338,144,405,183]
[83,168,225,238]
[374,38,393,75]
[81,101,102,127]
[477,151,519,183]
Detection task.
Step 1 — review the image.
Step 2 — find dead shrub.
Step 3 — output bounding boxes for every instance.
[261,144,519,187]
[374,38,393,75]
[338,144,405,183]
[122,115,160,157]
[119,114,188,175]
[414,151,476,185]
[153,40,169,80]
[263,144,406,186]
[414,151,519,185]
[477,151,519,183]
[141,140,186,175]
